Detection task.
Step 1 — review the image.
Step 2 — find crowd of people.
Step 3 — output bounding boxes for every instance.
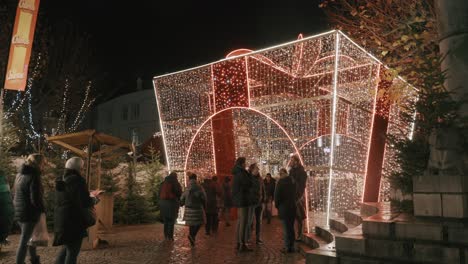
[158,154,308,254]
[0,153,307,263]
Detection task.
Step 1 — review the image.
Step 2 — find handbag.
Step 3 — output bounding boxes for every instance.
[81,206,96,228]
[60,173,97,228]
[28,213,49,247]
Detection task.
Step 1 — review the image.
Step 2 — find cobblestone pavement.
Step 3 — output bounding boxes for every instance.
[0,219,305,264]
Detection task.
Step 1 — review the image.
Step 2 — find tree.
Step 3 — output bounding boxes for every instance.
[139,146,164,213]
[2,13,100,152]
[0,117,19,186]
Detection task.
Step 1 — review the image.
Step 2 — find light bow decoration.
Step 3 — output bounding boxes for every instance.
[153,31,416,228]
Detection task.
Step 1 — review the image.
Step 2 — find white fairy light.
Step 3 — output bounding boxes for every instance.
[153,30,417,228]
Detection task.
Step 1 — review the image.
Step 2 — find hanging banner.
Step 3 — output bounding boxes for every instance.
[4,0,40,91]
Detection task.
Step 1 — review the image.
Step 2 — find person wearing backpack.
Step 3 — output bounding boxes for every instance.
[180,173,206,247]
[159,172,182,241]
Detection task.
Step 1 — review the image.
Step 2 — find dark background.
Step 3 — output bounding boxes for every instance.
[39,0,328,97]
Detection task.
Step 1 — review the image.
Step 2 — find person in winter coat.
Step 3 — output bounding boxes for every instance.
[180,173,206,247]
[14,154,46,264]
[231,157,253,252]
[289,155,307,241]
[202,178,218,235]
[275,168,296,254]
[211,176,223,223]
[263,173,276,224]
[247,163,265,244]
[53,157,102,264]
[0,169,14,245]
[159,172,182,241]
[222,177,233,227]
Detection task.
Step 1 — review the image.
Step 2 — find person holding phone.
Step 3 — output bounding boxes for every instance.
[53,157,102,264]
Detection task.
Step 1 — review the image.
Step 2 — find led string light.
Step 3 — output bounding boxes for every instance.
[153,30,417,228]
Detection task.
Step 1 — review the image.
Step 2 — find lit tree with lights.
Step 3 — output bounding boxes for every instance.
[2,18,99,152]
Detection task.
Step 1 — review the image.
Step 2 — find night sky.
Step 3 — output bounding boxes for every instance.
[42,0,328,98]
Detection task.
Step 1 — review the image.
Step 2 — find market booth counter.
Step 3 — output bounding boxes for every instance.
[46,129,134,249]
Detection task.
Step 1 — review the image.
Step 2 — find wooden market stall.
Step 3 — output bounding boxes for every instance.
[46,129,134,249]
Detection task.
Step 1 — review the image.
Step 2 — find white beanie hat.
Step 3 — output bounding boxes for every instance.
[65,157,84,171]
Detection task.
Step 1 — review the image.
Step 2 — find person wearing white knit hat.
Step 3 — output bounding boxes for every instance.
[64,157,84,172]
[53,157,102,264]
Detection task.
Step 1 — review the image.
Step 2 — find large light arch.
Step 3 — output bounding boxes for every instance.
[183,106,304,176]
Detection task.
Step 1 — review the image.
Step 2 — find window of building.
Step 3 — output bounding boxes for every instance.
[122,105,129,120]
[131,103,140,120]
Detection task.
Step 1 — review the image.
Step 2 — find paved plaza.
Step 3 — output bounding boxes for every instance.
[0,219,305,264]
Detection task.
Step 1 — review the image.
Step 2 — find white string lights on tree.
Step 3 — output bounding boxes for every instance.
[153,31,416,226]
[70,80,95,132]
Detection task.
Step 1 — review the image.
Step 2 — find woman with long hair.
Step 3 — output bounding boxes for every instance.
[14,154,46,264]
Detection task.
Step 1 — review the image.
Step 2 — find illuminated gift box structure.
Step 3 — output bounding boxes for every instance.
[153,30,416,227]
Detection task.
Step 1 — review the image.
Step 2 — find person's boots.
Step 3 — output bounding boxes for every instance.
[30,256,41,264]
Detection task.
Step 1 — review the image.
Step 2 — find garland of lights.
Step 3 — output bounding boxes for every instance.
[155,31,417,227]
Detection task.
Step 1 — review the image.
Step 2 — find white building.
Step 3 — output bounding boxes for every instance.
[93,88,159,145]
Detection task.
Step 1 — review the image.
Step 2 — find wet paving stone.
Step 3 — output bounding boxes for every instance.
[0,219,305,264]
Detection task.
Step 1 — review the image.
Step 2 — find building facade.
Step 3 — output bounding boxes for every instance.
[93,89,159,145]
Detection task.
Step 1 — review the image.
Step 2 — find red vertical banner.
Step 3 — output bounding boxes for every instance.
[4,0,41,91]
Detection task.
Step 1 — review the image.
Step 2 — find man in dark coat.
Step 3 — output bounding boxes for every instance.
[247,163,266,244]
[202,178,219,235]
[14,154,46,264]
[231,157,253,252]
[263,173,276,224]
[289,155,307,241]
[0,170,14,244]
[53,157,100,264]
[275,168,296,253]
[159,172,182,241]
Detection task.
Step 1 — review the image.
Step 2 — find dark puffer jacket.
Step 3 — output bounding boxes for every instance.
[53,169,94,246]
[231,165,252,208]
[13,165,45,223]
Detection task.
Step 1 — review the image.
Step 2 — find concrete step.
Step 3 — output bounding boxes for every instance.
[344,210,363,226]
[329,217,349,233]
[303,232,330,249]
[315,225,334,243]
[305,248,338,264]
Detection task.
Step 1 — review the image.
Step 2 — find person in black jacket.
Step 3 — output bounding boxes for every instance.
[14,154,46,264]
[159,172,182,241]
[202,178,218,235]
[246,163,265,244]
[289,155,307,241]
[263,173,276,224]
[53,157,101,264]
[275,168,296,254]
[231,157,253,252]
[221,177,233,227]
